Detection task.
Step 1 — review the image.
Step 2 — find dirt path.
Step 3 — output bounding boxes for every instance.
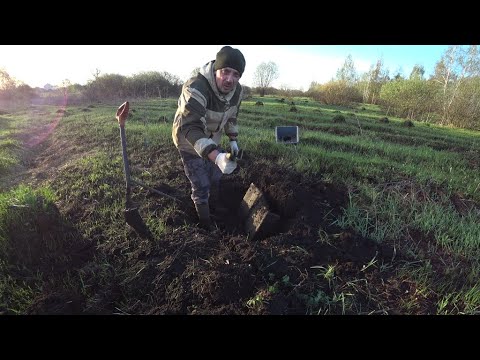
[3,99,84,191]
[1,110,58,191]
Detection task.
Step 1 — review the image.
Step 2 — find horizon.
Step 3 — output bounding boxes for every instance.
[0,45,453,91]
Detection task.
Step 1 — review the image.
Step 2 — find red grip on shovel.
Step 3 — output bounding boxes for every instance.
[116,101,130,127]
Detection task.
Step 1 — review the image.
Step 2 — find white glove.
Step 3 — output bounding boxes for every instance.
[230,140,239,157]
[215,152,237,174]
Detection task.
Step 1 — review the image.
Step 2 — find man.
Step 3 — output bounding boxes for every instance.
[172,46,245,229]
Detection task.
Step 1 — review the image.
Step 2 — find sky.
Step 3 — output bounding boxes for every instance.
[0,45,452,91]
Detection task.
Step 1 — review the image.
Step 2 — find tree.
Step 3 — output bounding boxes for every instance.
[409,64,425,80]
[392,67,405,81]
[85,73,126,101]
[0,68,16,91]
[253,61,279,97]
[336,54,357,86]
[92,68,101,80]
[0,68,18,101]
[380,78,438,121]
[360,58,389,104]
[61,79,71,100]
[1,68,35,107]
[326,55,361,105]
[320,80,362,106]
[431,45,480,126]
[15,84,35,103]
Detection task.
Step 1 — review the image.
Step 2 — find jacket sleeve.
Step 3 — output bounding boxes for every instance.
[224,107,239,141]
[177,85,217,158]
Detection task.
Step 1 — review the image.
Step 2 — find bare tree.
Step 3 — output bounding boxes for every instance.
[361,58,389,104]
[432,45,480,125]
[0,68,18,107]
[253,61,279,97]
[61,79,71,100]
[0,67,16,92]
[336,54,358,86]
[409,64,425,80]
[92,68,101,80]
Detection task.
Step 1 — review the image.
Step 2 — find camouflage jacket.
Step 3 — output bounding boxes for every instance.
[172,60,243,158]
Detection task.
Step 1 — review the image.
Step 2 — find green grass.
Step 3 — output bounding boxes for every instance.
[0,185,57,245]
[1,96,480,314]
[0,116,21,174]
[0,184,58,313]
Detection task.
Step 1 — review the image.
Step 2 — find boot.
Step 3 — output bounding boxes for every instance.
[195,203,212,230]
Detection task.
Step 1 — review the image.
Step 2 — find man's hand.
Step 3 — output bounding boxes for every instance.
[215,152,237,174]
[230,140,239,157]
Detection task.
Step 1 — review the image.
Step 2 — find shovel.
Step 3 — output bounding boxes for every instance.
[116,101,152,238]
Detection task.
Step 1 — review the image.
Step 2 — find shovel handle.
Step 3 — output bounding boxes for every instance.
[116,101,130,127]
[130,179,183,204]
[120,126,132,189]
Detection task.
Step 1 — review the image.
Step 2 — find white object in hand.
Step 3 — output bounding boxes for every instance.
[215,152,237,174]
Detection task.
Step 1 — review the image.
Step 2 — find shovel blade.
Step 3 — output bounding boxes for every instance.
[125,207,151,238]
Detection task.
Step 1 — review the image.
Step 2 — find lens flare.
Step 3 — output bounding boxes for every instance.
[26,92,68,148]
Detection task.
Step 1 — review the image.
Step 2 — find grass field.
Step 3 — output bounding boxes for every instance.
[1,96,479,314]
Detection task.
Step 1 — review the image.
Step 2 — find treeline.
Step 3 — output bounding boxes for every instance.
[2,45,480,130]
[0,70,183,107]
[82,70,183,101]
[0,68,37,105]
[306,46,480,130]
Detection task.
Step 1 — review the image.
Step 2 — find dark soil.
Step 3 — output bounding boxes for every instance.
[3,111,442,315]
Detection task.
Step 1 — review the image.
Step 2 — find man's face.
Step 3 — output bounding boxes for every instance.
[215,67,241,94]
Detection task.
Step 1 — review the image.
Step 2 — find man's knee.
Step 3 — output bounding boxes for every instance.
[191,185,209,204]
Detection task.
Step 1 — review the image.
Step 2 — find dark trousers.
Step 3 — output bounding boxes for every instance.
[180,151,222,205]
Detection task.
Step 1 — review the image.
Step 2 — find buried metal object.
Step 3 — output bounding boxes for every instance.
[239,182,280,240]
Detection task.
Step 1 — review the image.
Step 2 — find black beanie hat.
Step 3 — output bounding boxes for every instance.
[214,46,246,76]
